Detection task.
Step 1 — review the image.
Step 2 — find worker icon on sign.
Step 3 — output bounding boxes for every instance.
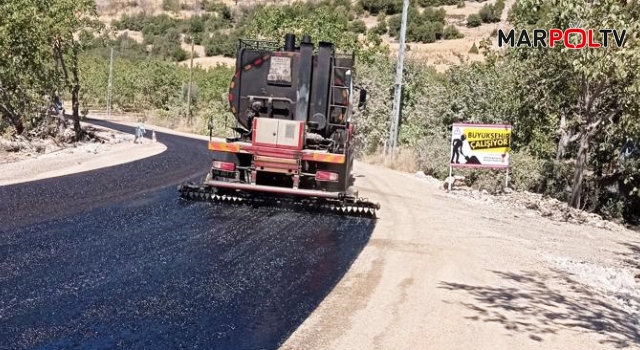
[451,134,467,164]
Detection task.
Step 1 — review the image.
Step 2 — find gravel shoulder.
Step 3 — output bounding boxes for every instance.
[0,122,166,186]
[280,160,640,350]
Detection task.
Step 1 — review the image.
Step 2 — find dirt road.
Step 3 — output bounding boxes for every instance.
[281,161,640,349]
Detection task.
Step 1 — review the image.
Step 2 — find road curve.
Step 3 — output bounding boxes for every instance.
[0,120,376,349]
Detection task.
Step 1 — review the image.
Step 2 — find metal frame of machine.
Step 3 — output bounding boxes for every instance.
[179,33,379,218]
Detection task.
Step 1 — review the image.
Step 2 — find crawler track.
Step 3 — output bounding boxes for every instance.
[178,183,380,218]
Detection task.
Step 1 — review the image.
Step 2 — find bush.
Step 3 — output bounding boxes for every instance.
[187,16,205,33]
[469,42,479,53]
[388,14,401,37]
[204,31,238,57]
[205,2,232,20]
[360,0,403,15]
[417,0,459,5]
[373,13,388,35]
[443,25,463,39]
[479,3,502,23]
[467,13,482,27]
[422,7,446,24]
[349,19,367,34]
[457,1,465,7]
[151,31,188,62]
[162,0,180,12]
[353,2,365,15]
[112,13,147,31]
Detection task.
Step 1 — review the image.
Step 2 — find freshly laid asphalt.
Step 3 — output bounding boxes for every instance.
[0,120,375,349]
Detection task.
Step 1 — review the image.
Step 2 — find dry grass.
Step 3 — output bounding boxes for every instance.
[177,56,236,68]
[89,109,206,134]
[116,30,145,43]
[360,147,421,174]
[180,40,207,58]
[98,0,515,72]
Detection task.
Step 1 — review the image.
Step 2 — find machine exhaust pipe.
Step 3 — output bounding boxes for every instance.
[284,33,296,52]
[295,35,313,123]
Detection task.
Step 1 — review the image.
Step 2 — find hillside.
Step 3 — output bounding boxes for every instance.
[95,0,515,72]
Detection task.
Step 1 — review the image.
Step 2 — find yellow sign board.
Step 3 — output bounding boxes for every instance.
[450,123,512,168]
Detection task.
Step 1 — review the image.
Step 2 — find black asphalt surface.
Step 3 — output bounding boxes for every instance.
[0,120,375,349]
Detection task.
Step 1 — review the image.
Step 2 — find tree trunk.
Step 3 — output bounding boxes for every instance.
[1,109,25,135]
[71,46,82,141]
[556,130,570,160]
[570,132,590,208]
[72,84,80,140]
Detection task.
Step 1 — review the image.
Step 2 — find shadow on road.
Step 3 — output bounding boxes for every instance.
[439,268,640,348]
[0,185,376,349]
[620,241,640,271]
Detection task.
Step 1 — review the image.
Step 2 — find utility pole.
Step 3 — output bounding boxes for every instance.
[186,42,194,124]
[388,0,409,156]
[107,47,114,118]
[186,0,197,125]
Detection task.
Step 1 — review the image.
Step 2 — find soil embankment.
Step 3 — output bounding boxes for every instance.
[0,121,166,186]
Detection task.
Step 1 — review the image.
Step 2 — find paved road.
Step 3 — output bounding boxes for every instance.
[0,120,375,349]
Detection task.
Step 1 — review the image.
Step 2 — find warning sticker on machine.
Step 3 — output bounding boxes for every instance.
[268,56,292,84]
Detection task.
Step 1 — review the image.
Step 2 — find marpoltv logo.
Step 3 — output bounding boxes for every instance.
[498,20,627,49]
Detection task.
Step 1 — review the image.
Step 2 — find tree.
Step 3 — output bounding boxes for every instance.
[0,0,58,135]
[46,0,102,140]
[507,0,640,209]
[467,14,482,27]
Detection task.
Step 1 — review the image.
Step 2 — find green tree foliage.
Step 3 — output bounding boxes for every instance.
[49,0,103,139]
[466,13,482,27]
[373,13,388,35]
[204,30,241,57]
[0,0,101,139]
[360,0,403,15]
[443,25,464,39]
[387,6,454,43]
[417,0,459,5]
[349,19,368,34]
[479,1,504,23]
[239,1,388,64]
[505,0,640,211]
[162,0,180,13]
[0,0,57,135]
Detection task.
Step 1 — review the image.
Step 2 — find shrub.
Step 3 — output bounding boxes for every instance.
[218,4,232,20]
[408,22,439,43]
[417,0,459,5]
[467,13,482,27]
[388,14,401,37]
[479,4,502,23]
[353,2,365,15]
[151,31,188,62]
[360,0,403,15]
[469,42,479,53]
[443,25,463,39]
[422,7,446,24]
[457,1,465,7]
[373,21,388,35]
[349,19,368,34]
[187,16,205,33]
[204,31,238,57]
[162,0,180,12]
